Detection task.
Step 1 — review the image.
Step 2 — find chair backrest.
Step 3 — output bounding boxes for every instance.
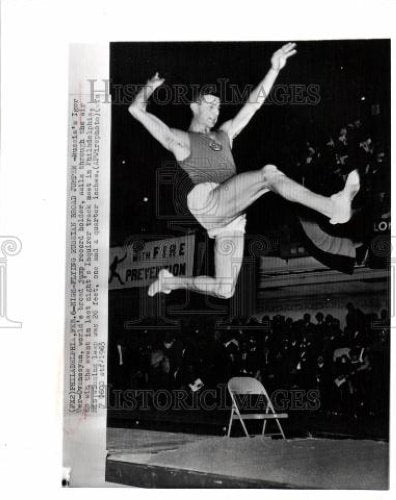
[228,376,265,395]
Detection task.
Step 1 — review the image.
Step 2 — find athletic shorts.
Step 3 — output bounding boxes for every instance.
[187,182,246,239]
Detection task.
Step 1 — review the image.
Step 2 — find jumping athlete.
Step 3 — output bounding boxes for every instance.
[128,43,360,299]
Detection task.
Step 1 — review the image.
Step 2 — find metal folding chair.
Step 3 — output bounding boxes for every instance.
[227,376,288,439]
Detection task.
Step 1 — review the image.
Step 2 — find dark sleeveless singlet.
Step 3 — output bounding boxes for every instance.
[178,130,237,186]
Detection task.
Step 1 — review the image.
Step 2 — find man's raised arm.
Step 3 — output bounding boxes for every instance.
[129,73,182,151]
[220,43,297,141]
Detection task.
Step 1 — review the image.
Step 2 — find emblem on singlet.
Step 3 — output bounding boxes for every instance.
[209,140,223,151]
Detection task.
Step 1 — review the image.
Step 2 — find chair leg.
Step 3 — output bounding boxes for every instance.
[239,417,250,438]
[275,418,286,440]
[234,407,250,437]
[262,406,270,436]
[228,394,250,437]
[226,408,234,437]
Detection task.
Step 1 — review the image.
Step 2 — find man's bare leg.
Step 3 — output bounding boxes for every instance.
[209,166,360,225]
[261,166,360,225]
[148,233,244,298]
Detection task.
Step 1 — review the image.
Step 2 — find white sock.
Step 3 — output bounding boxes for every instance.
[329,170,360,225]
[148,269,174,297]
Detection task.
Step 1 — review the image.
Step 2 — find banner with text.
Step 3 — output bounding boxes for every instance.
[109,234,195,290]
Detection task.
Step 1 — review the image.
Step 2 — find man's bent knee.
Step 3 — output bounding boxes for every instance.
[216,283,235,300]
[261,164,285,187]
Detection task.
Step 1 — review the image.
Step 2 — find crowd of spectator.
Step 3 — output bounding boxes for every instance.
[299,118,390,218]
[110,303,389,419]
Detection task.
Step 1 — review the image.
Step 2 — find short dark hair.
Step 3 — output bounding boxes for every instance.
[191,86,220,104]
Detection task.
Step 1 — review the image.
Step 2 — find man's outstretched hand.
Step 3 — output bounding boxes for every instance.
[146,72,165,91]
[130,72,165,112]
[271,43,297,71]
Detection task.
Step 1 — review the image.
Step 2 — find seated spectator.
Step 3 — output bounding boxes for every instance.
[345,303,365,332]
[333,346,351,363]
[234,338,260,378]
[177,361,205,393]
[313,355,333,413]
[315,312,325,332]
[148,350,173,389]
[348,347,372,417]
[333,354,353,415]
[155,332,184,378]
[302,313,315,336]
[211,331,233,383]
